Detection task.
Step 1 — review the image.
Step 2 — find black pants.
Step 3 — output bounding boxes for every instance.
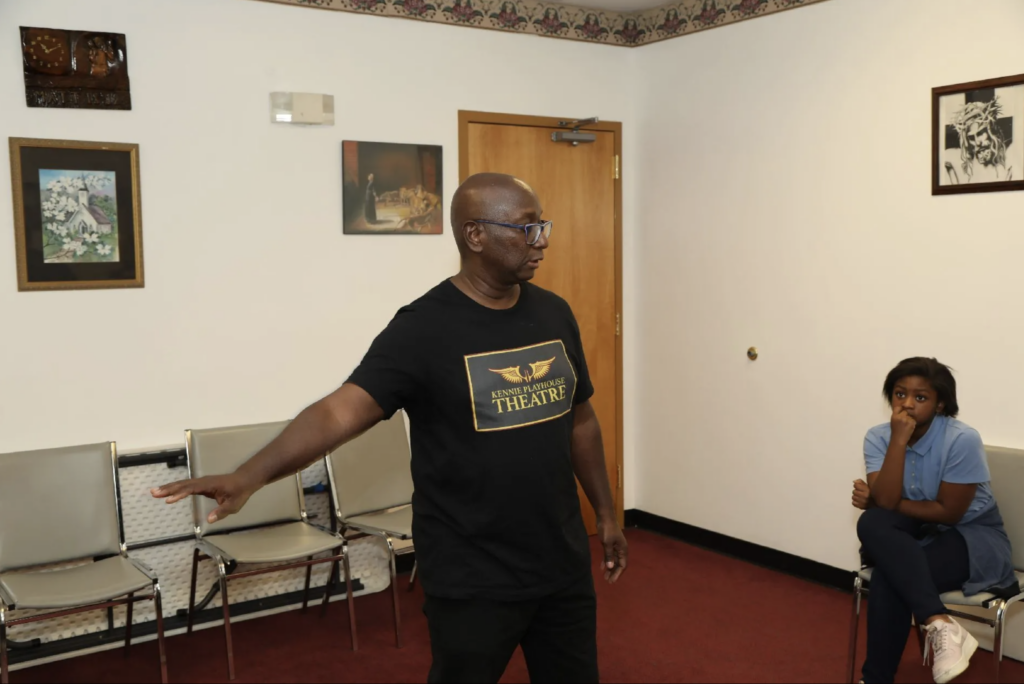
[857,507,970,684]
[423,573,598,684]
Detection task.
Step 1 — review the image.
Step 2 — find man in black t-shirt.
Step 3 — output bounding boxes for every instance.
[153,173,628,683]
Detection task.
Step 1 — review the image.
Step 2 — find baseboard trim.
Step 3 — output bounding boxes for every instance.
[625,509,854,592]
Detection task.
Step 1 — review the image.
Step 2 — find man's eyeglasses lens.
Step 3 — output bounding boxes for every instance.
[527,222,552,245]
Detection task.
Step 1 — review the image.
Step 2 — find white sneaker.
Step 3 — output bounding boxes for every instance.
[924,618,978,684]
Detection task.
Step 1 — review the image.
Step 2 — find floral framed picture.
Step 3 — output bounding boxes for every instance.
[9,137,144,291]
[933,73,1024,195]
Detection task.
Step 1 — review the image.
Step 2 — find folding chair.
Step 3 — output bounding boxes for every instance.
[0,442,167,684]
[326,410,414,648]
[847,444,1024,683]
[185,421,356,680]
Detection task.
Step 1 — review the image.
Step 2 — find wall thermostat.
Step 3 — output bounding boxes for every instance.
[270,92,334,125]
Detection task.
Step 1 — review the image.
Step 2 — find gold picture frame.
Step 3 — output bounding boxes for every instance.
[9,137,144,291]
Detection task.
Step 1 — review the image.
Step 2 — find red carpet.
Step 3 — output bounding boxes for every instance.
[10,529,1023,683]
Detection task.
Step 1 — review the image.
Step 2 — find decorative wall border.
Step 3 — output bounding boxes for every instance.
[252,0,829,48]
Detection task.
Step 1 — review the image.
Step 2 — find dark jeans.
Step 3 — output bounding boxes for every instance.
[857,507,970,684]
[423,573,598,684]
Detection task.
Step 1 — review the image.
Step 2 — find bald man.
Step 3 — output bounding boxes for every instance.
[152,173,627,683]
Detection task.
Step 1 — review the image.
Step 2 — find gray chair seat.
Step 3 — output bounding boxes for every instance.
[204,522,341,564]
[858,568,1024,608]
[0,556,153,610]
[346,505,413,540]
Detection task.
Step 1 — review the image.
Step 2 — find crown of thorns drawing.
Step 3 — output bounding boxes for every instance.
[952,99,1003,140]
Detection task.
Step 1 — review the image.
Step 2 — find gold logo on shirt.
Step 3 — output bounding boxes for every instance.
[465,341,578,432]
[488,357,556,384]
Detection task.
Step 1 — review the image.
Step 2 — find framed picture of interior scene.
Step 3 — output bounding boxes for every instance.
[342,141,443,234]
[9,138,144,291]
[933,73,1024,195]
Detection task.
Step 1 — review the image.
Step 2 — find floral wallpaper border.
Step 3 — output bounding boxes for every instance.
[253,0,828,47]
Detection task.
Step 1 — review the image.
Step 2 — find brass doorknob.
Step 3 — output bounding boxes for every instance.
[747,347,758,361]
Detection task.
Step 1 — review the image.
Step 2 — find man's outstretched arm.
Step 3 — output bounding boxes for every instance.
[151,382,384,523]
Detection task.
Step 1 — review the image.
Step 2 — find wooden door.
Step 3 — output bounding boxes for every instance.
[460,112,623,533]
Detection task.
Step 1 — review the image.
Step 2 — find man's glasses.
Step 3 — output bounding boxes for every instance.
[474,219,553,246]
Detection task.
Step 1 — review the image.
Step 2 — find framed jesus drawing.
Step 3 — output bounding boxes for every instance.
[933,73,1024,195]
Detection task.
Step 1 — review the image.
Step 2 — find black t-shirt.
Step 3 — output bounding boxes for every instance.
[346,279,594,601]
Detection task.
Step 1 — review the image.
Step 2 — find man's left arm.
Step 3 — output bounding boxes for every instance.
[571,399,628,583]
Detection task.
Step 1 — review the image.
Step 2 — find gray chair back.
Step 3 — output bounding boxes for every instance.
[986,444,1024,571]
[187,421,302,536]
[0,442,122,574]
[327,411,413,520]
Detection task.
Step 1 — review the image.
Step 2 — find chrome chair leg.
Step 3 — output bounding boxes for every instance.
[994,600,1006,684]
[217,562,236,681]
[321,549,338,618]
[343,541,358,651]
[385,536,402,648]
[409,560,417,591]
[154,584,169,684]
[848,576,863,684]
[302,556,313,612]
[187,547,200,634]
[1,604,9,684]
[124,592,134,655]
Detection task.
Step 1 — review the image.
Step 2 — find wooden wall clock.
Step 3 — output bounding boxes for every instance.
[20,26,131,110]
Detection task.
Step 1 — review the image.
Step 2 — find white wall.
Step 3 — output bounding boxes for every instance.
[635,0,1024,571]
[0,0,639,510]
[634,0,1024,655]
[634,0,1024,623]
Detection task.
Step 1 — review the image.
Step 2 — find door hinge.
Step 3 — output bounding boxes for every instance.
[615,313,621,336]
[617,464,623,490]
[613,155,620,180]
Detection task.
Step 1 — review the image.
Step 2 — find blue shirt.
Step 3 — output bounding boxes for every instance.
[864,415,1015,595]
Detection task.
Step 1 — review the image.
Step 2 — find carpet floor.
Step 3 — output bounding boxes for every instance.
[10,528,1022,683]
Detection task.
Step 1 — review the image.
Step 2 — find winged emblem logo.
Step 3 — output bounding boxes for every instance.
[488,357,557,384]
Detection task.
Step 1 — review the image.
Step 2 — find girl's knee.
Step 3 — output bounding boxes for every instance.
[856,506,898,543]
